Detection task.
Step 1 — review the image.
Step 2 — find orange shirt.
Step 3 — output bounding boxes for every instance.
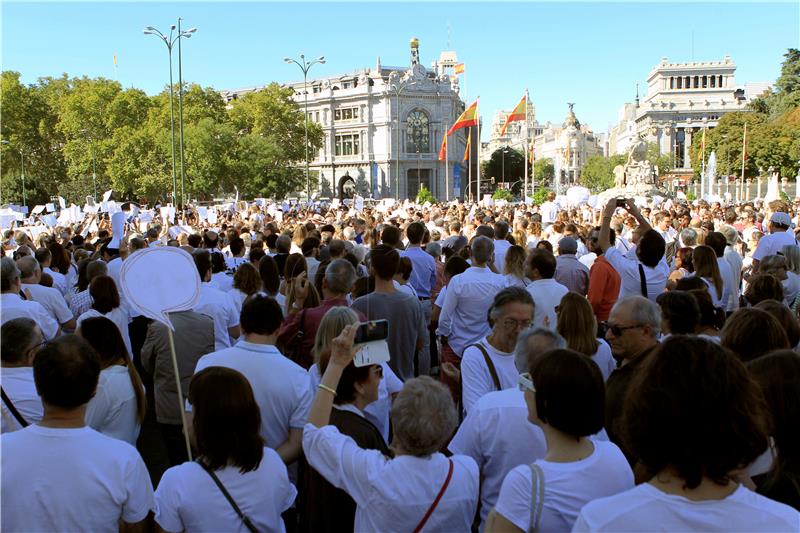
[588,255,621,322]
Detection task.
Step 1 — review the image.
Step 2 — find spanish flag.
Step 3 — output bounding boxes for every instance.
[529,142,535,164]
[463,131,471,161]
[500,94,527,136]
[454,63,465,75]
[447,98,478,136]
[438,134,447,162]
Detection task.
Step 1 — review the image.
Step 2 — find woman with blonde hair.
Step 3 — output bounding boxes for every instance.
[556,292,616,381]
[303,307,395,532]
[291,224,307,254]
[228,262,262,314]
[503,245,528,287]
[692,245,725,309]
[526,221,542,249]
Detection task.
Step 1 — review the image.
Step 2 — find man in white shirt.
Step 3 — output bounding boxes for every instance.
[525,248,568,330]
[195,294,311,468]
[100,241,124,289]
[17,257,75,332]
[752,211,798,272]
[598,199,669,303]
[1,257,59,340]
[492,221,512,273]
[540,191,558,227]
[653,211,677,244]
[461,287,534,413]
[449,328,565,529]
[1,318,45,432]
[1,335,153,531]
[193,250,240,350]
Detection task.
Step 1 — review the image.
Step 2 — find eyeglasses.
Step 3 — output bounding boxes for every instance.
[603,323,644,336]
[27,340,47,354]
[502,318,532,330]
[518,372,535,393]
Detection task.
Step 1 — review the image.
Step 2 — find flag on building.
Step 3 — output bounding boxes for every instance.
[463,131,471,161]
[438,134,447,162]
[454,63,465,75]
[447,98,479,136]
[500,94,527,136]
[529,142,535,164]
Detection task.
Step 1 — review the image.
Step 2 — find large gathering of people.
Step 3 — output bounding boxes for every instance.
[2,193,800,531]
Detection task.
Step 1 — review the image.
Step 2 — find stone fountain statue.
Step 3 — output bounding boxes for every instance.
[599,134,662,202]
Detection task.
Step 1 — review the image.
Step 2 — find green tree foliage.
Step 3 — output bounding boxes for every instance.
[533,158,554,187]
[416,185,435,204]
[492,188,513,201]
[579,154,626,193]
[481,148,525,193]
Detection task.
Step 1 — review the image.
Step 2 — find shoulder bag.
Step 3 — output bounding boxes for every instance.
[196,460,259,533]
[1,387,28,428]
[528,463,545,533]
[412,458,454,533]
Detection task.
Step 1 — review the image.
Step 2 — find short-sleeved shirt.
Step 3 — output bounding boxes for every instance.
[460,337,518,413]
[603,247,669,302]
[1,425,154,532]
[1,293,59,340]
[21,283,72,325]
[753,230,798,262]
[194,282,239,351]
[0,366,43,433]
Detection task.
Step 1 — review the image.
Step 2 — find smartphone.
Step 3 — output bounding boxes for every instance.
[354,320,389,345]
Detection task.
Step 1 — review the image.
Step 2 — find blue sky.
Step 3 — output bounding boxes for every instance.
[3,1,798,139]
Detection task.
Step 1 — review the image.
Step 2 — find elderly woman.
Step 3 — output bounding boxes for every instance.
[303,307,393,533]
[759,254,800,307]
[303,323,478,532]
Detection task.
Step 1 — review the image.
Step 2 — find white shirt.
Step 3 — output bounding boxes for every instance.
[155,447,296,533]
[724,246,743,310]
[306,256,321,282]
[526,278,569,330]
[303,423,479,532]
[105,257,123,289]
[493,239,512,273]
[1,425,154,532]
[461,337,518,413]
[573,482,800,532]
[85,365,141,446]
[753,230,797,262]
[195,282,240,351]
[503,274,528,288]
[579,252,598,270]
[0,366,43,433]
[1,292,59,340]
[195,342,311,457]
[210,271,234,293]
[448,388,547,528]
[603,247,669,303]
[225,256,248,272]
[227,288,250,315]
[783,271,800,307]
[21,283,72,326]
[541,202,558,224]
[591,339,617,382]
[43,266,68,297]
[308,362,403,443]
[438,266,507,356]
[77,306,133,357]
[715,258,736,312]
[495,440,634,532]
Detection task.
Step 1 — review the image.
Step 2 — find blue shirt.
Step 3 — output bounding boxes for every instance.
[401,246,437,298]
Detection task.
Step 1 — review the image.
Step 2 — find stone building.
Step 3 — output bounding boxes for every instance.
[221,40,467,201]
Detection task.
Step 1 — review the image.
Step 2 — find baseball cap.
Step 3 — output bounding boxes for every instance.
[770,212,793,228]
[558,236,578,255]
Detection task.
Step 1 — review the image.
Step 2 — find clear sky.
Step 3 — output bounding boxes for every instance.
[3,1,799,139]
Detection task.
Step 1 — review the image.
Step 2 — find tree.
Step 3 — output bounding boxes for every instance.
[579,154,625,193]
[492,188,513,201]
[481,148,525,193]
[416,185,435,204]
[533,158,554,187]
[688,112,766,179]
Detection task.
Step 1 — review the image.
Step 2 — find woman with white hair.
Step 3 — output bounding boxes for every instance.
[303,323,479,532]
[781,244,800,309]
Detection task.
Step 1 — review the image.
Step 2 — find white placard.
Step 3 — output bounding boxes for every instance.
[43,214,58,227]
[109,211,126,248]
[32,205,46,215]
[207,210,218,224]
[353,339,391,367]
[58,196,66,210]
[45,203,55,213]
[355,195,364,212]
[196,207,208,220]
[102,190,113,203]
[119,247,201,330]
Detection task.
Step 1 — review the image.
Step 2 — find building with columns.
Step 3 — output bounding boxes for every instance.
[221,40,467,201]
[608,56,771,176]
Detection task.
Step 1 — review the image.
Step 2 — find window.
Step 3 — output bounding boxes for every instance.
[694,76,699,88]
[677,77,683,89]
[405,110,430,153]
[719,75,723,87]
[710,76,716,88]
[670,77,674,89]
[335,133,360,156]
[702,75,708,88]
[334,107,359,122]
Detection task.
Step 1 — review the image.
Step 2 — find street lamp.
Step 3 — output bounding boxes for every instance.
[389,77,416,200]
[284,54,326,201]
[177,19,197,206]
[144,23,194,206]
[2,140,26,207]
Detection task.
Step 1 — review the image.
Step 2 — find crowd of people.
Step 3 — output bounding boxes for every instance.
[2,191,800,532]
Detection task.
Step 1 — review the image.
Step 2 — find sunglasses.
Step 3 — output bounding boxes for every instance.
[603,323,643,336]
[518,372,535,393]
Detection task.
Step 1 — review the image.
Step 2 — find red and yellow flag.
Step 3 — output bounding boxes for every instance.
[529,142,535,164]
[454,63,465,75]
[447,98,478,136]
[500,95,527,136]
[438,134,447,162]
[463,131,471,161]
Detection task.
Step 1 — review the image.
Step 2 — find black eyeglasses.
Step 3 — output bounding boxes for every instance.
[603,323,644,336]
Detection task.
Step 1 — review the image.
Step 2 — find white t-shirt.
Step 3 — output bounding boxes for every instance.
[194,283,240,351]
[155,447,296,533]
[603,247,669,303]
[77,306,133,356]
[85,365,141,446]
[591,339,616,382]
[573,482,800,532]
[753,230,798,262]
[1,425,154,532]
[526,278,569,330]
[211,271,234,293]
[461,337,518,413]
[0,366,43,433]
[0,293,59,340]
[21,282,72,325]
[495,440,633,532]
[494,239,512,273]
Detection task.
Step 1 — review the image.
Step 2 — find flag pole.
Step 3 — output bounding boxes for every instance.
[523,89,529,202]
[741,122,747,183]
[701,126,706,198]
[445,125,450,202]
[476,99,481,204]
[468,129,473,203]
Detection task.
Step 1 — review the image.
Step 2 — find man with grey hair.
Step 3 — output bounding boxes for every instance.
[1,257,59,340]
[665,227,697,267]
[69,260,108,319]
[17,256,75,332]
[555,236,589,296]
[604,295,661,464]
[277,258,366,368]
[438,236,506,392]
[449,328,565,529]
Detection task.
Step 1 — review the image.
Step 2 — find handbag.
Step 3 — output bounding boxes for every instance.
[412,459,454,533]
[528,463,545,533]
[1,387,28,428]
[196,460,259,533]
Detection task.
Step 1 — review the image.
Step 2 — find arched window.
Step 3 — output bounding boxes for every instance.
[406,110,430,153]
[693,76,699,88]
[702,75,708,88]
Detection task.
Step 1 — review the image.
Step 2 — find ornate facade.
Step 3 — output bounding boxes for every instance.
[221,40,467,201]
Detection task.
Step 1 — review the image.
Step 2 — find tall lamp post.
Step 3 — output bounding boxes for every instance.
[1,140,26,207]
[144,24,194,206]
[176,19,197,206]
[390,78,415,200]
[284,54,326,202]
[501,147,509,184]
